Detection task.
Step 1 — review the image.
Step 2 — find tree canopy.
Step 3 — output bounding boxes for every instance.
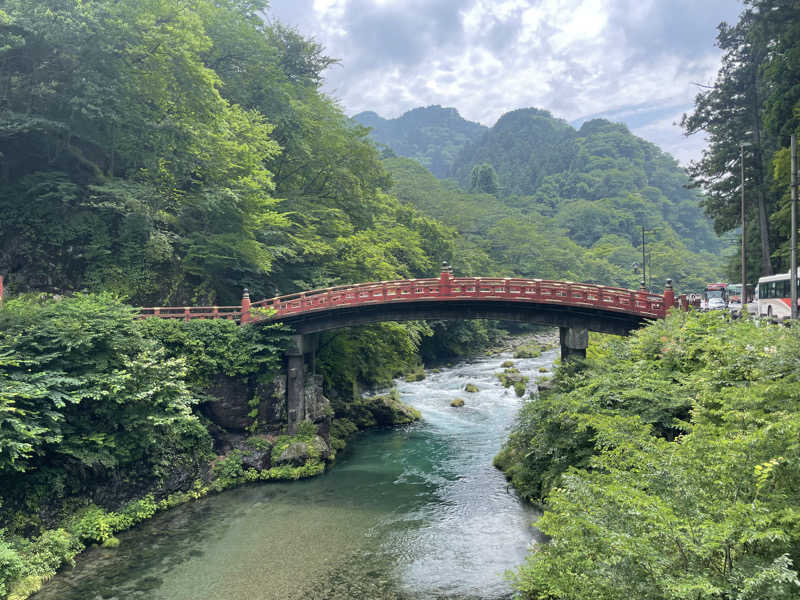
[682,0,800,279]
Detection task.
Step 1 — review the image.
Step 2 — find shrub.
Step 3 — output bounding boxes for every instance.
[0,536,24,597]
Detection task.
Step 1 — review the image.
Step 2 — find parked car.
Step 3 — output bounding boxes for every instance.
[707,297,727,310]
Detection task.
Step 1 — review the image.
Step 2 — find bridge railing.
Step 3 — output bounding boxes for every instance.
[137,275,670,323]
[138,305,242,321]
[245,276,667,320]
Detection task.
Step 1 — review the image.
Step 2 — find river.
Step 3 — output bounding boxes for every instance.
[33,347,555,600]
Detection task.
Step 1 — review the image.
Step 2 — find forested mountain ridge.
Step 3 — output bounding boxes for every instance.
[353,105,487,178]
[359,106,722,259]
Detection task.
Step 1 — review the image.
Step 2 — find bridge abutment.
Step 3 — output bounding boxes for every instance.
[560,326,588,362]
[286,333,319,435]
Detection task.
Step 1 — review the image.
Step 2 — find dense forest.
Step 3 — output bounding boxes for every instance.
[354,106,487,178]
[682,0,800,279]
[496,312,800,599]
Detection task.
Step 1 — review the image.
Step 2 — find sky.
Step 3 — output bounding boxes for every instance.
[266,0,744,166]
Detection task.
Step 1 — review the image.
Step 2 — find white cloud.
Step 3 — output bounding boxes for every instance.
[268,0,744,163]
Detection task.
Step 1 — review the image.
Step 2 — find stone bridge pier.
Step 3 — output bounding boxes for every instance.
[286,333,319,435]
[560,326,588,362]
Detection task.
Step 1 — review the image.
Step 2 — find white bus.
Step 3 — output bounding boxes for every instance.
[757,269,800,318]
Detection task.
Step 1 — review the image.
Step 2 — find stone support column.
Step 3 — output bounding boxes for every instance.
[560,326,588,362]
[286,334,306,435]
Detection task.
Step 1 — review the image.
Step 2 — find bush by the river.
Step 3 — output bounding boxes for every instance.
[498,311,800,599]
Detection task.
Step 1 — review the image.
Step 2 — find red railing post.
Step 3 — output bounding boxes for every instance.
[241,288,251,324]
[439,261,453,296]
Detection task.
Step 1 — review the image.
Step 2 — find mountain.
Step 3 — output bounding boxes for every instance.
[352,105,487,178]
[361,106,721,256]
[449,110,720,253]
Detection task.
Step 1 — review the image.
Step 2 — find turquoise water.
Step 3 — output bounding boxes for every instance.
[33,350,554,600]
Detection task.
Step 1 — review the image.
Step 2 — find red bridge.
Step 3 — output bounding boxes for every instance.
[139,269,681,336]
[138,267,684,433]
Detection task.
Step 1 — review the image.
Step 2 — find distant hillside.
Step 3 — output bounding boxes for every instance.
[361,105,721,256]
[449,109,721,254]
[353,105,487,178]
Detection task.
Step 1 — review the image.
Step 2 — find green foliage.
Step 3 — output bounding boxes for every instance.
[0,0,456,309]
[0,536,23,598]
[137,318,289,389]
[329,418,359,453]
[469,163,500,195]
[503,313,800,599]
[0,0,285,304]
[354,106,487,178]
[243,436,273,453]
[0,294,210,518]
[211,451,245,491]
[318,322,431,399]
[384,156,723,294]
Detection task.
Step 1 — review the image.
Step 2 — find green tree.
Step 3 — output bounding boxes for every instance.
[0,294,211,519]
[469,163,500,195]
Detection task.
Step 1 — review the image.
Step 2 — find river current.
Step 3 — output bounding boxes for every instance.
[34,348,555,600]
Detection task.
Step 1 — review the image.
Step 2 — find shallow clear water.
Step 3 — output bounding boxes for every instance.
[34,349,555,600]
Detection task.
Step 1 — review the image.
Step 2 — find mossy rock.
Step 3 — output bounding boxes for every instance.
[404,371,426,382]
[539,367,548,373]
[365,392,421,425]
[501,360,515,368]
[497,368,527,388]
[450,398,465,407]
[465,383,479,393]
[513,345,541,359]
[513,381,526,397]
[275,441,311,467]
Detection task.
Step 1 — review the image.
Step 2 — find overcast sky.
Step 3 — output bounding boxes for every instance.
[267,0,744,166]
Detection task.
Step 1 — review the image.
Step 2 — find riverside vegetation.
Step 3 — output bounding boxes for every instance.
[495,312,800,599]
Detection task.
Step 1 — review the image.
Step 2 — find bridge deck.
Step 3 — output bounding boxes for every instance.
[138,275,675,326]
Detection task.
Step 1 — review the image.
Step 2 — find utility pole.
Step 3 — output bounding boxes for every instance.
[791,134,798,319]
[741,142,751,313]
[641,226,646,290]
